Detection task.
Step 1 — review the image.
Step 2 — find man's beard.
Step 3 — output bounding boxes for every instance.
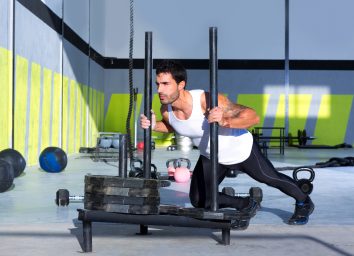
[159,91,179,105]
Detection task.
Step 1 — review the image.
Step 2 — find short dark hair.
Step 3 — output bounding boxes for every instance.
[155,60,187,85]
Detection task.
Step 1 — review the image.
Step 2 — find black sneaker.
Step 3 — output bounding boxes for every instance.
[238,197,259,218]
[288,197,315,225]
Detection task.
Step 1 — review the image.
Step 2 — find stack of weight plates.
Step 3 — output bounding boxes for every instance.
[84,175,170,214]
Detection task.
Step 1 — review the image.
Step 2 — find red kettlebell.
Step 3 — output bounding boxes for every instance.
[166,159,177,177]
[173,158,192,183]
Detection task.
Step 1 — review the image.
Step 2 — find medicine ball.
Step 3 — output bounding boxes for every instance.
[112,135,120,149]
[98,137,112,148]
[0,159,14,192]
[0,148,26,177]
[39,147,68,173]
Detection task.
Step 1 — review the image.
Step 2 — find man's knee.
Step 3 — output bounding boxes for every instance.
[189,192,204,208]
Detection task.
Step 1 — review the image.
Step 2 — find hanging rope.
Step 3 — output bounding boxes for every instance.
[126,0,135,160]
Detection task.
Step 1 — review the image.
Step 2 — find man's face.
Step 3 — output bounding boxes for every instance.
[156,72,184,104]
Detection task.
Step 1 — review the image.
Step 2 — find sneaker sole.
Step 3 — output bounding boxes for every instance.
[288,203,315,225]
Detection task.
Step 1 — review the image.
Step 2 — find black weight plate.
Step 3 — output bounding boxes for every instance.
[297,129,303,145]
[302,129,308,145]
[85,175,170,189]
[222,187,235,196]
[249,187,263,204]
[85,185,159,197]
[84,201,159,214]
[159,206,252,221]
[200,208,252,221]
[159,204,181,215]
[177,207,225,220]
[84,193,160,206]
[56,189,69,206]
[79,147,96,153]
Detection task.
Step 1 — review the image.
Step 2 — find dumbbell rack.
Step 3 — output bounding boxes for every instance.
[76,28,256,253]
[93,132,120,162]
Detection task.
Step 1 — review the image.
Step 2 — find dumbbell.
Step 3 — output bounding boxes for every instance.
[222,186,263,205]
[55,189,84,206]
[166,145,177,151]
[293,167,315,195]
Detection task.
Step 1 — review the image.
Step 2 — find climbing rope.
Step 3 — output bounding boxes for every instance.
[126,0,135,160]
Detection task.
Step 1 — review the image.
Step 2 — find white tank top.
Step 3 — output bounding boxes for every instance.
[168,90,253,165]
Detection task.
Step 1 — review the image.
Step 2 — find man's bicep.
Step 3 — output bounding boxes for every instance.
[162,119,174,132]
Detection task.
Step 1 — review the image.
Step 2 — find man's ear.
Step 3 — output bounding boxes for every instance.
[178,81,186,90]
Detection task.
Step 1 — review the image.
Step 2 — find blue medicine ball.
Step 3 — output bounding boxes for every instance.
[39,147,68,173]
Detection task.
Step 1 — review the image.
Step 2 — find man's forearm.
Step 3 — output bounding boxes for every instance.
[222,108,259,129]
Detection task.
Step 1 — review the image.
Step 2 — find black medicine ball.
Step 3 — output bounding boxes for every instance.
[0,159,14,192]
[0,148,26,177]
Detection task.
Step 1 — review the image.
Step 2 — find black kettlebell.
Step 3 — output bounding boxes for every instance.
[292,167,315,195]
[129,158,144,177]
[150,164,160,179]
[129,158,160,179]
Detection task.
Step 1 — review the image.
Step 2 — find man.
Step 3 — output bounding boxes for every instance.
[140,60,314,225]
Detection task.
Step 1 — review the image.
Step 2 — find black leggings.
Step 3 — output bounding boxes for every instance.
[189,141,307,210]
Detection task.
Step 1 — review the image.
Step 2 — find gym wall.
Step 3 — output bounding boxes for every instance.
[1,0,354,166]
[0,0,13,151]
[0,0,105,165]
[102,0,354,147]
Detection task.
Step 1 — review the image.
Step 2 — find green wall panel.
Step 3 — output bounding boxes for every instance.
[0,47,12,150]
[75,83,83,151]
[104,93,142,142]
[288,94,312,141]
[314,95,353,145]
[151,94,174,146]
[40,67,52,152]
[81,84,88,147]
[28,62,41,165]
[98,91,105,132]
[14,55,28,158]
[236,94,270,128]
[92,89,98,145]
[88,87,94,147]
[51,73,62,147]
[273,94,285,132]
[68,80,76,154]
[62,76,69,153]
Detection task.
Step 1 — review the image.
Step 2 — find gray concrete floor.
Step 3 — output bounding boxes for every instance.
[0,147,354,255]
